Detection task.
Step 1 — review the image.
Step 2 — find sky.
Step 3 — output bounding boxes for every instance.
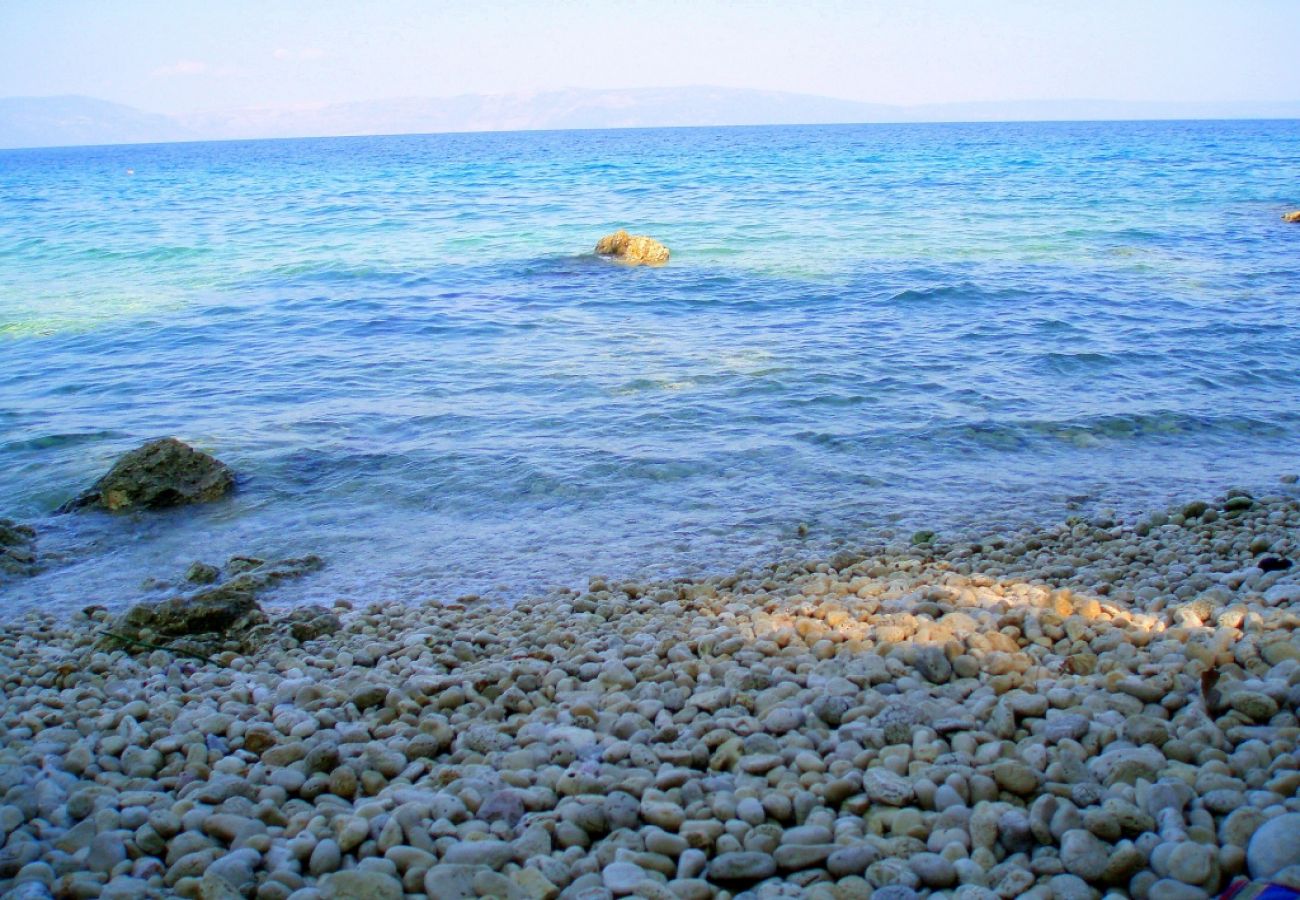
[1,0,1298,114]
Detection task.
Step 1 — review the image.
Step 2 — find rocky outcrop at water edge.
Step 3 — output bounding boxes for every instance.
[59,437,234,513]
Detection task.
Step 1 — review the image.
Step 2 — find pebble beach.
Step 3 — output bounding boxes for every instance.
[2,484,1299,900]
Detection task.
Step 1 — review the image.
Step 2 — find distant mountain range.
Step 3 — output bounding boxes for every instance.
[4,89,1299,149]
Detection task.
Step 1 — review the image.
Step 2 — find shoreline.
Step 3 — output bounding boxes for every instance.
[1,487,1299,898]
[9,469,1300,621]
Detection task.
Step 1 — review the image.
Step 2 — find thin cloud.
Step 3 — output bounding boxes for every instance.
[151,59,246,78]
[273,47,325,62]
[152,59,209,78]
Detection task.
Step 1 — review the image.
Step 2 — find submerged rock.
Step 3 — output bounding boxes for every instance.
[60,437,234,513]
[1283,210,1300,223]
[595,229,670,265]
[0,518,38,582]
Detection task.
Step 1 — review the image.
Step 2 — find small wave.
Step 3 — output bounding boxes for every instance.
[249,261,437,288]
[941,411,1294,450]
[1037,350,1122,374]
[885,282,1035,305]
[0,236,48,257]
[71,245,212,263]
[794,411,1297,458]
[1,430,127,454]
[790,392,872,408]
[267,446,586,506]
[1030,318,1088,334]
[580,456,711,484]
[612,377,689,395]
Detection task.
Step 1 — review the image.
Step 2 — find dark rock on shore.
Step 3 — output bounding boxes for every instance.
[0,519,38,582]
[278,603,343,642]
[595,229,670,265]
[102,554,325,654]
[114,578,265,641]
[226,555,266,576]
[59,437,234,513]
[184,560,220,584]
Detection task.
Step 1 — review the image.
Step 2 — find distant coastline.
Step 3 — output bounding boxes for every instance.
[4,88,1300,150]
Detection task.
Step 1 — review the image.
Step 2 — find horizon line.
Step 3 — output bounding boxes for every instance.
[8,87,1300,111]
[4,88,1300,152]
[5,116,1300,154]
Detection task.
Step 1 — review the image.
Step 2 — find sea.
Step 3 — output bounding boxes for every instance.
[2,120,1299,615]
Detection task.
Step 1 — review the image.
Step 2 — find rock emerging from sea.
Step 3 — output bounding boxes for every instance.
[1283,210,1300,223]
[59,437,234,513]
[595,229,670,266]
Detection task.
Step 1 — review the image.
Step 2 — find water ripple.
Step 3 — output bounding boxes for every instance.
[2,120,1299,613]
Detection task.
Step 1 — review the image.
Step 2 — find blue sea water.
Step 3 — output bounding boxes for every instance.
[2,120,1299,615]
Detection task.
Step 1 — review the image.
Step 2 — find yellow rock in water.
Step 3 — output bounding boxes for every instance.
[595,229,670,266]
[1283,210,1300,223]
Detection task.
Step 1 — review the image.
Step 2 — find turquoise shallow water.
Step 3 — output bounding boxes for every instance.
[2,120,1299,613]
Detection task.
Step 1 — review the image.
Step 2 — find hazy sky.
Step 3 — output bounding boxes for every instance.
[2,0,1298,113]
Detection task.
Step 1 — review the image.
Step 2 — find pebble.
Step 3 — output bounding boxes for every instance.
[1044,714,1090,743]
[993,760,1040,795]
[602,861,647,894]
[85,832,127,874]
[871,886,921,900]
[863,769,915,806]
[639,801,685,830]
[307,839,341,877]
[442,839,515,869]
[828,844,878,877]
[423,864,481,899]
[1060,829,1110,881]
[1167,840,1215,885]
[1248,813,1300,880]
[1148,879,1210,900]
[1048,873,1093,900]
[735,797,765,826]
[773,843,834,870]
[4,885,54,900]
[477,789,526,827]
[761,707,805,734]
[909,852,957,887]
[708,851,778,881]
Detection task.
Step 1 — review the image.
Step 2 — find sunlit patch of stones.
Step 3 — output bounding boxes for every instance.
[0,485,1299,899]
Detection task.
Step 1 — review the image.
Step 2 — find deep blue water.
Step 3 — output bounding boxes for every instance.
[2,121,1299,614]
